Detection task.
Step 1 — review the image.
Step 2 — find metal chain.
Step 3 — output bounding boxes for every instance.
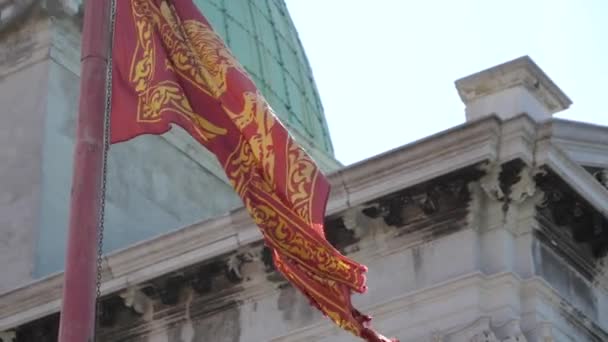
[95,0,117,338]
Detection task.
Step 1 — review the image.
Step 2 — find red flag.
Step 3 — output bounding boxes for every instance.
[111,1,396,341]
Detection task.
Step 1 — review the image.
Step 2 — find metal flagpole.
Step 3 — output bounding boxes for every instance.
[58,0,112,340]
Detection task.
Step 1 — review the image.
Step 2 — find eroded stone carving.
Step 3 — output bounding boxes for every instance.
[594,169,608,188]
[510,166,537,204]
[226,253,245,282]
[0,331,16,342]
[120,287,153,319]
[593,255,608,290]
[430,330,445,342]
[443,317,530,342]
[444,317,498,342]
[480,162,504,201]
[58,0,82,15]
[158,274,185,305]
[360,177,470,232]
[470,331,499,342]
[527,322,554,342]
[226,247,265,283]
[190,262,219,294]
[413,191,440,215]
[363,193,410,227]
[343,206,391,239]
[343,207,373,238]
[494,320,528,342]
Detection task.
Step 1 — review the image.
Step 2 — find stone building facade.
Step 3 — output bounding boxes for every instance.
[2,1,608,342]
[0,0,339,292]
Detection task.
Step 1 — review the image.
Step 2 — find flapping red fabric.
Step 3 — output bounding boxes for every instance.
[110,1,396,341]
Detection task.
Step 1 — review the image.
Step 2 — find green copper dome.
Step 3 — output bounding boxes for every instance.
[195,0,335,157]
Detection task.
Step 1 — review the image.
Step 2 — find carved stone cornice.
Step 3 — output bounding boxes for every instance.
[0,154,488,330]
[335,117,500,210]
[550,119,608,169]
[94,249,275,334]
[535,141,608,218]
[3,116,608,334]
[359,171,474,235]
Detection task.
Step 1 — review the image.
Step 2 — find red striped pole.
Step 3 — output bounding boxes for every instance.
[58,0,111,340]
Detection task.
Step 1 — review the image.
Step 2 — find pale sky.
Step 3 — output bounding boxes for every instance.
[285,0,607,165]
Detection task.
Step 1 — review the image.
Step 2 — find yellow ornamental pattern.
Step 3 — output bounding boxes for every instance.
[129,0,227,142]
[243,194,357,286]
[275,255,362,337]
[158,1,244,97]
[224,92,277,189]
[286,140,318,224]
[130,2,154,92]
[224,136,257,197]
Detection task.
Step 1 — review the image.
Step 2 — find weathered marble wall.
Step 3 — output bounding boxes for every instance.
[0,0,349,288]
[33,15,244,276]
[1,1,341,281]
[0,9,243,283]
[0,13,53,292]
